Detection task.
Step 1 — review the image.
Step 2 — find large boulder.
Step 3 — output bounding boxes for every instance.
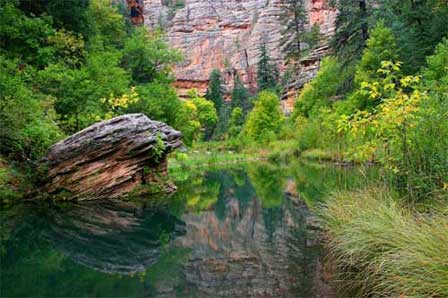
[43,114,182,201]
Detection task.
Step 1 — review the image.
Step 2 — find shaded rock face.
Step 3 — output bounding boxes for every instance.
[143,0,336,99]
[43,114,182,201]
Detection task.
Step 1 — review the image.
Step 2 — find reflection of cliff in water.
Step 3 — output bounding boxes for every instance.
[157,168,334,297]
[45,200,185,275]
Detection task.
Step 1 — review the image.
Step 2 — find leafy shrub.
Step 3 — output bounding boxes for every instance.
[176,89,218,146]
[292,57,343,118]
[244,91,284,144]
[128,83,182,127]
[350,21,399,111]
[0,56,62,160]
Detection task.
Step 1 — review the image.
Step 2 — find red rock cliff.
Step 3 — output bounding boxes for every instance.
[143,0,336,104]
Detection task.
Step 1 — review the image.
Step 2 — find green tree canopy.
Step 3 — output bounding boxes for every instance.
[244,91,284,143]
[292,57,343,118]
[122,27,182,84]
[228,107,245,138]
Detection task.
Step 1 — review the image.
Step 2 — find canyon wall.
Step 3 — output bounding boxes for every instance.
[143,0,336,112]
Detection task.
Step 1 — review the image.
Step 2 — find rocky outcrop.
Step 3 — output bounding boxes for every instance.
[143,0,336,101]
[43,114,182,201]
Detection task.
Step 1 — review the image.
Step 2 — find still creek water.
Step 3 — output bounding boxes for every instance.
[1,161,378,298]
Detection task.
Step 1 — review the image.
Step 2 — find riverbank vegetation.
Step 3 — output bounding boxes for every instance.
[321,187,448,297]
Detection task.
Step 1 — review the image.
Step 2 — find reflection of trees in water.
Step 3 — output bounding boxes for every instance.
[206,169,255,221]
[169,166,330,297]
[288,161,380,207]
[170,170,221,214]
[247,163,286,240]
[247,163,286,209]
[173,167,255,220]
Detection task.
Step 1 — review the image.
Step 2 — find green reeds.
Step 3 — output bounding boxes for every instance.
[320,187,448,297]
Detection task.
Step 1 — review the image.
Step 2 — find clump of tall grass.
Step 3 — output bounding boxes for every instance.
[320,187,448,297]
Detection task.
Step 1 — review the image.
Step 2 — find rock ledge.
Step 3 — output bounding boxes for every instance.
[43,114,182,201]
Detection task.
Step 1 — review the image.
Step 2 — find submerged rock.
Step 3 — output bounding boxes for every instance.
[43,114,182,201]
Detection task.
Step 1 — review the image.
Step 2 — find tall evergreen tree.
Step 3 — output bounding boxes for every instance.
[214,102,232,139]
[231,74,250,114]
[281,0,307,61]
[257,42,279,92]
[331,0,370,62]
[205,69,224,110]
[376,0,448,73]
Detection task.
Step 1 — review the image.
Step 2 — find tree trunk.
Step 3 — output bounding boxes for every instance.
[359,0,369,46]
[293,3,302,61]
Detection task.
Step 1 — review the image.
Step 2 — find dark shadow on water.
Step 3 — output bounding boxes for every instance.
[44,200,186,275]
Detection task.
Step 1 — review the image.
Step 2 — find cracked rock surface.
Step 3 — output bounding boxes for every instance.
[43,114,182,201]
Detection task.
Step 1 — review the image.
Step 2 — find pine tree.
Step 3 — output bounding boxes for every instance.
[281,0,307,61]
[205,69,223,110]
[214,102,232,139]
[377,0,448,73]
[231,74,250,114]
[331,0,370,62]
[257,42,279,92]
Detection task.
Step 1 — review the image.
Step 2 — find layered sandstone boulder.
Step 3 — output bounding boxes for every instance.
[43,114,182,201]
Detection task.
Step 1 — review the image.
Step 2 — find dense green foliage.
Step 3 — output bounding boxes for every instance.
[292,57,343,118]
[0,0,184,153]
[231,74,250,113]
[227,108,245,138]
[331,0,369,62]
[2,0,448,295]
[290,16,448,201]
[244,91,284,144]
[0,0,190,199]
[332,0,448,73]
[0,56,62,160]
[122,27,181,84]
[285,2,448,295]
[205,68,231,139]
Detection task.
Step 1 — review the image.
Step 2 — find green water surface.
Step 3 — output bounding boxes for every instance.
[0,161,378,297]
